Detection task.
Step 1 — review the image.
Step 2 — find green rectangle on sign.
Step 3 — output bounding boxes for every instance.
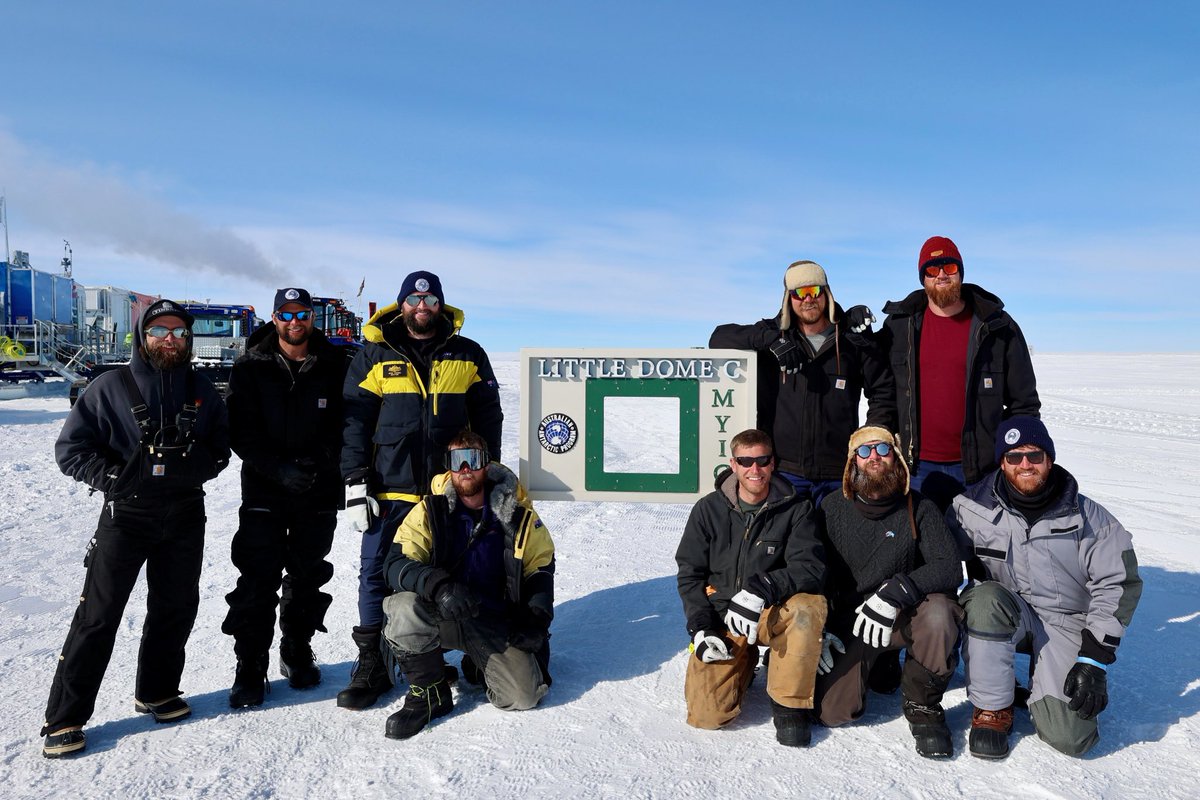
[584,378,699,493]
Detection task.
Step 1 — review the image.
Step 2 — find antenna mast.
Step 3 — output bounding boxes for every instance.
[61,239,73,278]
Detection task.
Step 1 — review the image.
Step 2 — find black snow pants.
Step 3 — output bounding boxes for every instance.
[221,504,336,656]
[42,494,206,734]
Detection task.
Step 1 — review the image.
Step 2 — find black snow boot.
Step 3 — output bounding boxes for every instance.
[385,651,454,740]
[969,706,1013,759]
[337,626,394,709]
[229,653,269,708]
[770,701,812,747]
[280,636,321,689]
[900,657,954,758]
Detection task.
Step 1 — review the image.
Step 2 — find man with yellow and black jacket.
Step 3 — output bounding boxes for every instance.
[379,430,553,739]
[338,271,504,710]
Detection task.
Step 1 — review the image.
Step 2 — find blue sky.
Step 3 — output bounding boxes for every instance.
[1,2,1196,351]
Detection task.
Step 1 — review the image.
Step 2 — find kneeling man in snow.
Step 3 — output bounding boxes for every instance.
[950,417,1142,759]
[380,430,554,739]
[675,429,826,746]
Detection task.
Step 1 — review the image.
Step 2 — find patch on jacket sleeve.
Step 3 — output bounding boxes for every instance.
[384,363,407,378]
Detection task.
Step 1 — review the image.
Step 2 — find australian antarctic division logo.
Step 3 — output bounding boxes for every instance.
[415,278,430,292]
[538,413,578,454]
[285,288,300,300]
[1004,428,1021,445]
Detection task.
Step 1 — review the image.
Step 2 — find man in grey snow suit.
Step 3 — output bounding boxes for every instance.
[949,417,1142,759]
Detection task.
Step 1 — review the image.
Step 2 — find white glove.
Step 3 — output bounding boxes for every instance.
[818,632,845,675]
[853,592,900,649]
[692,630,734,663]
[724,589,766,645]
[345,482,380,533]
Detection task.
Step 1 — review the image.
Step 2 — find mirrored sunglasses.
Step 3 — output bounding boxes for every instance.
[144,326,190,339]
[732,454,773,468]
[1003,449,1046,465]
[276,310,312,321]
[404,294,441,308]
[446,447,487,471]
[923,262,960,278]
[792,285,823,300]
[855,442,893,458]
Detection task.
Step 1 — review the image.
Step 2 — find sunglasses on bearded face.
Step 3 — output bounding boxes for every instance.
[446,447,488,471]
[923,262,960,278]
[732,454,773,468]
[792,285,823,300]
[855,442,893,458]
[276,310,311,321]
[1003,449,1047,466]
[404,294,441,308]
[144,326,190,339]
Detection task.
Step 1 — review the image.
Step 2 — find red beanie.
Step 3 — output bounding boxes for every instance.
[918,236,963,283]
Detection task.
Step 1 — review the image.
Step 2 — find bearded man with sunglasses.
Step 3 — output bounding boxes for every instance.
[378,430,553,739]
[675,429,826,746]
[339,271,504,710]
[878,236,1040,511]
[812,426,963,758]
[949,417,1142,759]
[221,288,352,707]
[42,300,230,758]
[710,260,895,507]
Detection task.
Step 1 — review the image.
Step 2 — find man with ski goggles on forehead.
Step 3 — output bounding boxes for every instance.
[878,236,1041,511]
[709,260,896,507]
[675,429,826,747]
[379,430,554,739]
[949,417,1142,760]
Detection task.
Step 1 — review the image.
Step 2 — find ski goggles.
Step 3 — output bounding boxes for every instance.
[791,285,823,300]
[404,293,441,308]
[275,310,312,321]
[144,326,190,339]
[732,454,773,468]
[855,442,893,458]
[446,447,488,472]
[1003,449,1046,465]
[923,261,960,278]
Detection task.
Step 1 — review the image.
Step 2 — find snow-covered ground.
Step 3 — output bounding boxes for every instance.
[1,353,1197,799]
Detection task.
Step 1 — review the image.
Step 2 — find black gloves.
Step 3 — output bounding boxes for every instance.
[844,304,877,334]
[768,337,803,375]
[434,582,480,621]
[275,460,317,494]
[509,606,552,653]
[1063,661,1108,720]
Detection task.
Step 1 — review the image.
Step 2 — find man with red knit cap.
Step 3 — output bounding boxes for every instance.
[877,236,1040,510]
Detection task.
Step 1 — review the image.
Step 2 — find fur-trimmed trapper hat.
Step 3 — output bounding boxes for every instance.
[842,425,910,499]
[779,260,836,330]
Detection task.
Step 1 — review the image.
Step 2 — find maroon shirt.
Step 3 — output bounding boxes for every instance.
[918,307,972,462]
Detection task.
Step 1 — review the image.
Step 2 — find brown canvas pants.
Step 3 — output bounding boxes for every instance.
[684,592,826,729]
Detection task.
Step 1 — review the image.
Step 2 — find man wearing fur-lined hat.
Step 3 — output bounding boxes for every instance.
[813,425,963,758]
[710,260,895,506]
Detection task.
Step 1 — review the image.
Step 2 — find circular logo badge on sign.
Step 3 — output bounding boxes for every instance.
[1004,428,1021,445]
[415,278,430,292]
[538,413,578,454]
[285,288,300,300]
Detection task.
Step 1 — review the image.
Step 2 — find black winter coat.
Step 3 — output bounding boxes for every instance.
[878,285,1040,484]
[56,313,230,501]
[710,304,896,481]
[226,324,352,509]
[817,490,961,629]
[675,470,825,637]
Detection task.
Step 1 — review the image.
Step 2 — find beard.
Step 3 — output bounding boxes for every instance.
[280,326,312,346]
[851,460,906,501]
[791,297,827,326]
[451,469,486,501]
[926,281,962,309]
[1005,469,1049,496]
[403,305,439,336]
[145,341,190,370]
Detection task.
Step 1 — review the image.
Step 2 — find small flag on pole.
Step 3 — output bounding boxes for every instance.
[357,277,365,298]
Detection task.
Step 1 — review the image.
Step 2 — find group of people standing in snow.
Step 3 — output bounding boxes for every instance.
[684,236,1141,759]
[41,272,547,758]
[39,237,1141,764]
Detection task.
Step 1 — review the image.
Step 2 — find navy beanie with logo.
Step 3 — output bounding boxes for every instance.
[995,416,1056,463]
[397,271,444,307]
